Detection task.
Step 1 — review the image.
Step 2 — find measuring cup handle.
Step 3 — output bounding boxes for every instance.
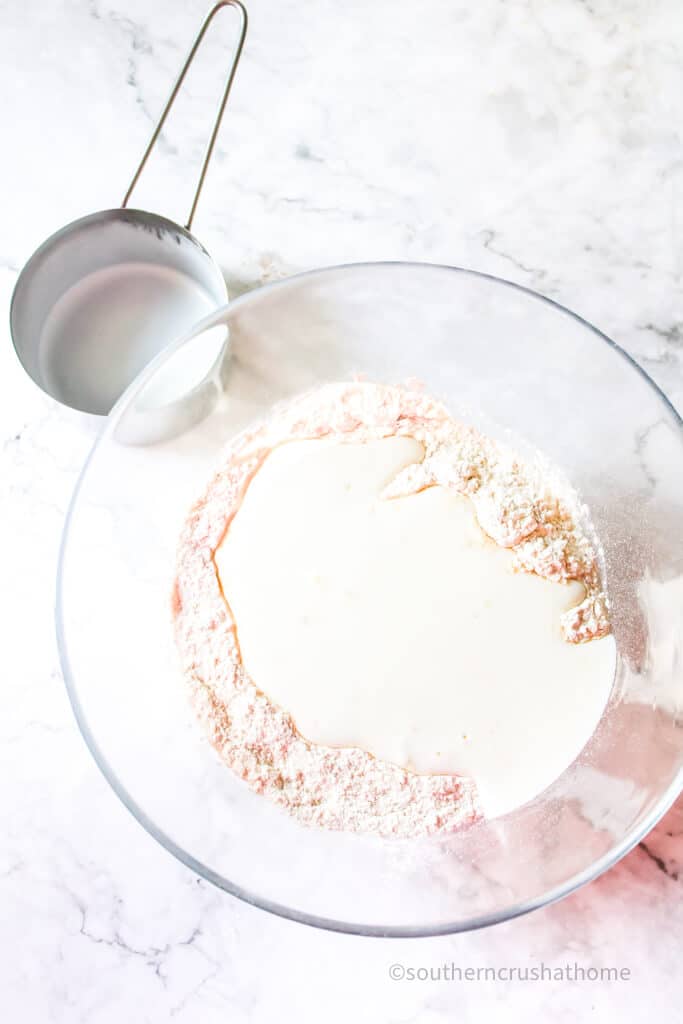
[121,0,248,231]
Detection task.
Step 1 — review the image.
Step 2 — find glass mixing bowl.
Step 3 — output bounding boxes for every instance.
[57,262,683,936]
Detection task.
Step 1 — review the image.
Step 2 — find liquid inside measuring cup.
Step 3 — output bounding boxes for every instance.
[39,262,225,415]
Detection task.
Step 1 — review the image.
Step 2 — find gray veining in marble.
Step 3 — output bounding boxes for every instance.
[1,1,682,1020]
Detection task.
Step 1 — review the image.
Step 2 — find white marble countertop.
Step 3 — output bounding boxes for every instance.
[2,0,682,1020]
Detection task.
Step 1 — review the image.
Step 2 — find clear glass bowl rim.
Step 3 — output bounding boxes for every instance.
[56,260,683,937]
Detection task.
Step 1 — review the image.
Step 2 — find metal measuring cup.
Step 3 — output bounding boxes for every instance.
[10,1,247,443]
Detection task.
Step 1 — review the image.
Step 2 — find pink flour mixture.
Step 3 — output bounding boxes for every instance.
[172,382,610,838]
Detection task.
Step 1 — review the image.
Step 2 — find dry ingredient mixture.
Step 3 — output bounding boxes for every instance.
[172,382,611,838]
